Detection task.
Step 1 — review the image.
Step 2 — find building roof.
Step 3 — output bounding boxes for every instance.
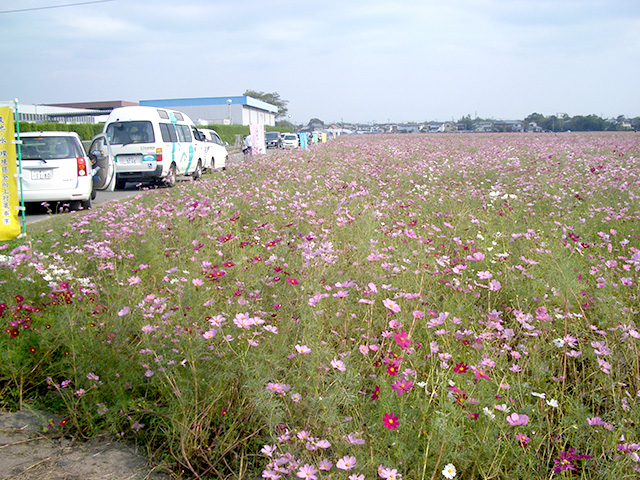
[139,96,278,114]
[46,100,139,110]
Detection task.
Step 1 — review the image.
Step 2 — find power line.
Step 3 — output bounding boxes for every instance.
[0,0,115,14]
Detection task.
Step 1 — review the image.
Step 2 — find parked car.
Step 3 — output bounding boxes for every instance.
[101,106,206,189]
[198,129,228,171]
[282,133,299,149]
[18,131,115,210]
[265,131,282,149]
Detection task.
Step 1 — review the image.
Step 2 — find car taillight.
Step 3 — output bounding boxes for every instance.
[77,157,87,177]
[156,147,163,162]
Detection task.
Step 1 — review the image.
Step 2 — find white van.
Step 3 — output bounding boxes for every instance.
[102,106,206,188]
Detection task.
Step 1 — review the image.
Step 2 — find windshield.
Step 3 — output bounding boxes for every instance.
[21,136,84,160]
[284,134,297,140]
[265,132,279,139]
[106,121,155,145]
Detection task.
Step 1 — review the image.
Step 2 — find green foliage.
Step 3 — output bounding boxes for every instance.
[18,122,103,141]
[243,90,289,119]
[1,133,639,479]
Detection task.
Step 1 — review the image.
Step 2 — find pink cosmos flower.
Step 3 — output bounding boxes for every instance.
[233,312,254,329]
[378,466,402,479]
[515,432,531,447]
[296,464,318,480]
[391,378,414,395]
[383,298,401,313]
[506,412,530,426]
[331,358,346,371]
[336,456,356,470]
[295,344,311,354]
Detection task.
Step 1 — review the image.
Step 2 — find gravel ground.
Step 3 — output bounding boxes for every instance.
[0,409,169,480]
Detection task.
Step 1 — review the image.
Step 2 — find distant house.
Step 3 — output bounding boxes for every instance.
[494,120,524,132]
[300,120,326,133]
[474,121,493,132]
[398,123,421,133]
[439,122,457,133]
[527,122,543,133]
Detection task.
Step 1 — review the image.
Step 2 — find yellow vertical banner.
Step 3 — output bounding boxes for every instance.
[0,106,20,241]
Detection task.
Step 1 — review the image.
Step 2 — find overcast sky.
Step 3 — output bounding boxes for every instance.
[1,0,639,124]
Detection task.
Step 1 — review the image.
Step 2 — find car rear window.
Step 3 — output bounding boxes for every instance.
[21,136,84,160]
[106,121,155,145]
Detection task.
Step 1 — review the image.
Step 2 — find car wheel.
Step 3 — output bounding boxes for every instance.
[165,164,177,187]
[91,188,96,200]
[115,178,127,190]
[192,160,202,180]
[81,197,92,210]
[69,200,83,211]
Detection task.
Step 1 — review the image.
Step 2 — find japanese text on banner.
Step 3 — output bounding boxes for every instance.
[0,106,20,241]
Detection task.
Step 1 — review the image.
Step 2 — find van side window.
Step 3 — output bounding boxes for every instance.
[160,123,178,143]
[174,112,184,121]
[175,124,192,142]
[157,110,169,119]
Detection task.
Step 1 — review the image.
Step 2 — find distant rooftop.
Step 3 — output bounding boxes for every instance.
[46,100,139,110]
[139,96,278,113]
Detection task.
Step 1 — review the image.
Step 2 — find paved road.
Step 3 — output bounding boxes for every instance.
[22,152,248,225]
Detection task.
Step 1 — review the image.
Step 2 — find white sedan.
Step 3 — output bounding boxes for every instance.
[282,133,299,149]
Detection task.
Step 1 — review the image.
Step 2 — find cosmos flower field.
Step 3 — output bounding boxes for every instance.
[1,132,640,479]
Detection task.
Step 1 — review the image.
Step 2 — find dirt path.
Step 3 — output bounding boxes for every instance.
[0,409,169,480]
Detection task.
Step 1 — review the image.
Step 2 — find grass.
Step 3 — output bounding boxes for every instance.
[2,132,640,479]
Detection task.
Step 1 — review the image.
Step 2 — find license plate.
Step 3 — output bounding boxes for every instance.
[31,169,52,180]
[118,155,140,165]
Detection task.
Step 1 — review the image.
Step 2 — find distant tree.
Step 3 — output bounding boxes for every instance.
[524,113,545,127]
[458,114,474,131]
[308,118,324,125]
[243,90,289,119]
[567,115,606,132]
[275,119,295,131]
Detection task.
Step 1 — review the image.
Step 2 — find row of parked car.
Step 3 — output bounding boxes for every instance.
[265,131,300,149]
[18,106,229,210]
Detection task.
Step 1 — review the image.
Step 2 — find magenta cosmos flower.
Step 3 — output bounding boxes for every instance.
[382,412,400,430]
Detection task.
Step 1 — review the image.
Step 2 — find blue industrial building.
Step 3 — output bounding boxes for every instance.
[139,96,278,126]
